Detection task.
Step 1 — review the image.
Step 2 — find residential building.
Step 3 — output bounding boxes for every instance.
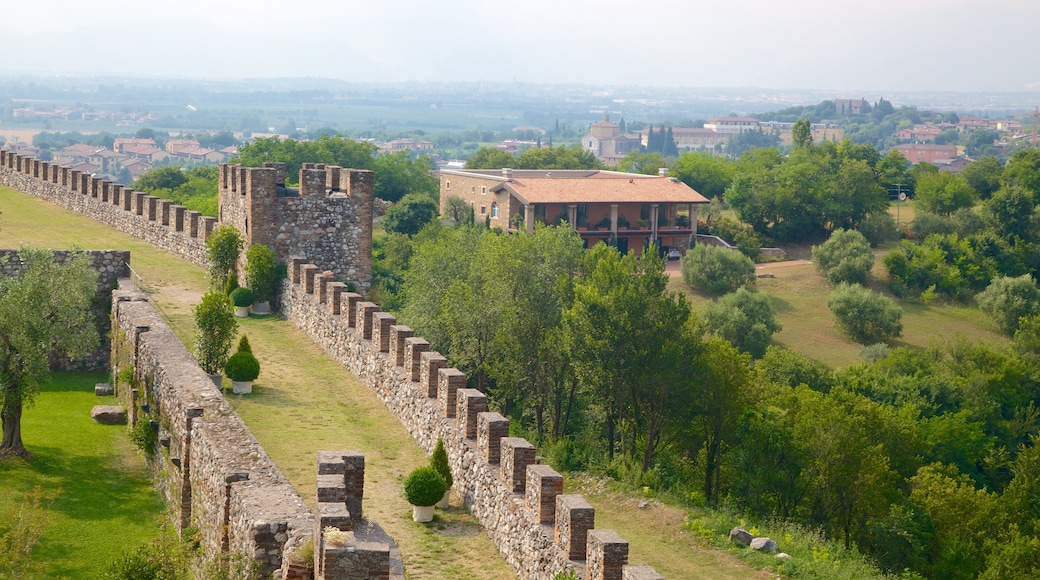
[703,117,760,134]
[833,99,871,115]
[638,128,730,152]
[439,168,709,255]
[382,138,434,153]
[582,114,642,164]
[760,122,844,146]
[895,124,944,142]
[113,138,157,154]
[891,144,959,164]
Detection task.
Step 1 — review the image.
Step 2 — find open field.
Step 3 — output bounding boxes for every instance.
[0,185,774,578]
[0,372,164,579]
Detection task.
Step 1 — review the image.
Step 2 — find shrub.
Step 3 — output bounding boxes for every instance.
[403,466,446,507]
[193,292,237,375]
[430,438,453,490]
[244,244,282,304]
[977,274,1040,336]
[206,225,244,290]
[224,337,260,382]
[129,418,157,456]
[230,287,254,307]
[827,283,903,344]
[701,288,780,358]
[680,244,756,296]
[858,211,897,246]
[812,228,874,285]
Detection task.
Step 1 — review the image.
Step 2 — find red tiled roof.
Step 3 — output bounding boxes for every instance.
[480,172,708,205]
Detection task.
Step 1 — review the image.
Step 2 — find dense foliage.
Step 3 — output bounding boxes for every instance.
[192,292,237,375]
[205,225,243,291]
[403,466,447,507]
[701,288,780,358]
[679,244,756,296]
[827,283,903,344]
[812,228,875,285]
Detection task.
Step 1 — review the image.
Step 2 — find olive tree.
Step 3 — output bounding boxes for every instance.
[680,244,756,296]
[827,283,903,344]
[812,228,874,285]
[701,287,781,358]
[1,249,99,456]
[977,274,1040,336]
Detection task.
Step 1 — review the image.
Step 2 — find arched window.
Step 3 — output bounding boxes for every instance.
[491,202,499,218]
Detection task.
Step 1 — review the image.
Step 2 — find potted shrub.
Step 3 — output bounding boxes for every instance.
[637,218,650,230]
[224,336,260,395]
[404,466,446,522]
[676,214,690,228]
[230,287,254,318]
[193,292,238,388]
[430,439,453,508]
[206,225,244,291]
[245,244,282,315]
[595,217,612,231]
[616,215,629,229]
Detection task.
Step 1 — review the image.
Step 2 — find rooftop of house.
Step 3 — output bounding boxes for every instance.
[444,169,708,205]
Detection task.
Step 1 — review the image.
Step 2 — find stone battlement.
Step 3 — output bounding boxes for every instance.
[283,258,664,579]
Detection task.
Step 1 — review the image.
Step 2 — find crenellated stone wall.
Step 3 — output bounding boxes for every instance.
[282,259,664,579]
[0,249,129,371]
[218,162,373,293]
[111,280,314,577]
[0,150,212,268]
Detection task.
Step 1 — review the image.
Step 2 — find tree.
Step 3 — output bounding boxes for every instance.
[982,186,1037,243]
[1002,148,1040,197]
[1,249,99,456]
[792,118,813,149]
[670,153,736,199]
[371,151,438,203]
[383,193,440,237]
[205,225,244,291]
[680,244,756,296]
[913,172,977,216]
[192,292,238,376]
[701,288,781,358]
[812,229,875,285]
[133,166,188,192]
[961,156,1003,199]
[976,274,1040,336]
[243,244,282,304]
[828,283,902,344]
[464,147,515,169]
[443,195,471,224]
[617,151,667,175]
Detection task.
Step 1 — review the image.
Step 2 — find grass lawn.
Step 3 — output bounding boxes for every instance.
[0,372,164,579]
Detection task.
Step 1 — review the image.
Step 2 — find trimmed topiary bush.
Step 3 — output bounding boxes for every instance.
[403,466,446,507]
[230,287,254,308]
[224,336,259,382]
[430,438,453,490]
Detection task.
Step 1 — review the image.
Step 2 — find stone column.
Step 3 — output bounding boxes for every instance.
[526,464,563,525]
[477,412,509,464]
[500,437,536,493]
[556,495,595,561]
[587,530,629,580]
[456,389,488,439]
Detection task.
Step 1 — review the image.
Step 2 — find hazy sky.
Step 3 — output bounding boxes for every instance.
[2,0,1038,92]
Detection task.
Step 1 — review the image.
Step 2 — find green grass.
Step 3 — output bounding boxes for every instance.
[0,372,165,579]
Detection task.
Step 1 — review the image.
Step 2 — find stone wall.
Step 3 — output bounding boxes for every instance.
[282,259,663,579]
[0,249,129,371]
[111,280,314,577]
[0,150,211,268]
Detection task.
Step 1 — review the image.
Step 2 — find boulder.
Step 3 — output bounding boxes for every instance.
[94,383,114,396]
[750,537,778,553]
[776,552,793,561]
[91,405,126,425]
[729,527,753,547]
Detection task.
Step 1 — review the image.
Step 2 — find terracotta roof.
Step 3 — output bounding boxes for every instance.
[458,171,709,205]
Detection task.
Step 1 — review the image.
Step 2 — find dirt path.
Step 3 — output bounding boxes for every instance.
[665,258,812,277]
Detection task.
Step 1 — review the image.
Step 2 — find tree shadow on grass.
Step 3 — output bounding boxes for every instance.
[38,371,109,394]
[767,295,795,314]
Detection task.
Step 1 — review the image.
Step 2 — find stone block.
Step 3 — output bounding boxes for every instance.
[356,302,379,340]
[301,265,319,294]
[342,293,362,328]
[91,405,127,425]
[456,388,488,439]
[318,501,353,532]
[500,437,536,493]
[317,271,334,304]
[477,412,509,464]
[328,282,348,315]
[404,337,430,381]
[556,494,595,561]
[317,473,347,503]
[587,529,629,580]
[389,325,413,366]
[419,351,447,397]
[437,367,466,417]
[290,256,308,284]
[135,191,147,215]
[371,312,396,353]
[94,383,114,396]
[187,211,201,237]
[526,464,563,524]
[622,565,664,580]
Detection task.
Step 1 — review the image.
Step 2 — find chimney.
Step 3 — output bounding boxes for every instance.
[502,168,513,179]
[658,167,669,177]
